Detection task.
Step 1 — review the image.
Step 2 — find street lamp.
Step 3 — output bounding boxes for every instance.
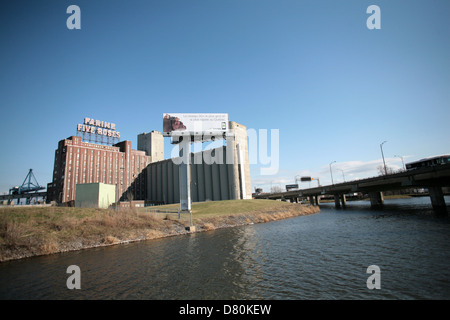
[315,178,321,187]
[394,155,405,171]
[338,169,346,182]
[329,161,336,184]
[115,166,124,211]
[380,141,388,175]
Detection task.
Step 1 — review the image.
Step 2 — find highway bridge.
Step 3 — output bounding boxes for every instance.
[0,191,47,205]
[254,163,450,214]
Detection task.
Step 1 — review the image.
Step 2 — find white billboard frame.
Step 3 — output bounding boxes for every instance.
[162,113,231,214]
[163,113,229,139]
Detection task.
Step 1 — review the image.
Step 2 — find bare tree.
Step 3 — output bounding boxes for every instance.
[126,189,134,202]
[377,165,395,175]
[271,186,282,193]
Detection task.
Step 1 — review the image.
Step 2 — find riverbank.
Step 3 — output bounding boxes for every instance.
[0,199,319,262]
[319,194,415,203]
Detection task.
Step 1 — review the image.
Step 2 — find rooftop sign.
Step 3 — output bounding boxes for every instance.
[76,117,120,145]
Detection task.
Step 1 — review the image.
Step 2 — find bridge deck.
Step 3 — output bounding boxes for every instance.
[255,163,450,200]
[0,192,47,202]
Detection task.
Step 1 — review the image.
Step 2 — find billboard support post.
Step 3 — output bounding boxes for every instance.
[163,113,229,216]
[179,137,192,213]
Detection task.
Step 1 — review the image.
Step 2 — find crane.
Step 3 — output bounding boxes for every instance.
[9,169,45,195]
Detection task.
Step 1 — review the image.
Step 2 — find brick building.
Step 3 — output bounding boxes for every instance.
[47,132,163,205]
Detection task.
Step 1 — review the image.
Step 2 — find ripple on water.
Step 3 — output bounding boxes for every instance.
[1,198,450,299]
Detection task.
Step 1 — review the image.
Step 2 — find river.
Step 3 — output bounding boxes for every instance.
[0,197,449,300]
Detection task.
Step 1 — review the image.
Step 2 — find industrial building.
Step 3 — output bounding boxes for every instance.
[47,120,251,207]
[47,131,163,205]
[146,121,251,204]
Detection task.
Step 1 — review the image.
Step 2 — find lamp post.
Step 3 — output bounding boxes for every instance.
[395,154,405,171]
[338,169,346,182]
[380,141,388,175]
[115,166,124,211]
[329,161,336,185]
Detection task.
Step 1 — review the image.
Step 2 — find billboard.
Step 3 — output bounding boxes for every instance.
[163,113,229,137]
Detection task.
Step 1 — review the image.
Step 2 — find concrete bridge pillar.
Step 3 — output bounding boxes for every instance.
[428,186,447,214]
[315,195,320,206]
[306,195,321,206]
[340,194,347,208]
[369,191,384,208]
[334,195,341,209]
[333,194,346,209]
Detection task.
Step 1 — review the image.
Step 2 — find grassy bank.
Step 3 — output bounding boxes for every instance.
[0,200,319,262]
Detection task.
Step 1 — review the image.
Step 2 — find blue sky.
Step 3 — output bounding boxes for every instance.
[1,0,449,193]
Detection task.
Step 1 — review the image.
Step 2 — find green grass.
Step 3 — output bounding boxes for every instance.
[143,199,300,218]
[192,199,297,217]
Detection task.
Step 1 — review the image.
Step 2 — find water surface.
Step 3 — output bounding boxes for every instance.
[1,197,449,299]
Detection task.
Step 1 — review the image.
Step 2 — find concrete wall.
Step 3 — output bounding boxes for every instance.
[98,183,117,209]
[75,183,116,208]
[75,183,99,208]
[229,121,252,199]
[146,146,239,204]
[145,121,252,205]
[137,130,164,162]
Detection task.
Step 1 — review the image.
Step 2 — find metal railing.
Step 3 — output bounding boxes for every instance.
[144,206,193,226]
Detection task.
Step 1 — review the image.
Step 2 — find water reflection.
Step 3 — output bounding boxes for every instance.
[0,197,449,299]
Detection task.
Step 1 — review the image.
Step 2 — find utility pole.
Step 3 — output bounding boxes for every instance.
[339,169,346,182]
[179,137,192,212]
[380,141,387,175]
[395,154,405,171]
[329,161,336,184]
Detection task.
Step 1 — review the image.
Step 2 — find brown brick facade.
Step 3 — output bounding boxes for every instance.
[47,136,151,205]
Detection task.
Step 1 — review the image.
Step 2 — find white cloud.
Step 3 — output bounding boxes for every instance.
[251,156,413,192]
